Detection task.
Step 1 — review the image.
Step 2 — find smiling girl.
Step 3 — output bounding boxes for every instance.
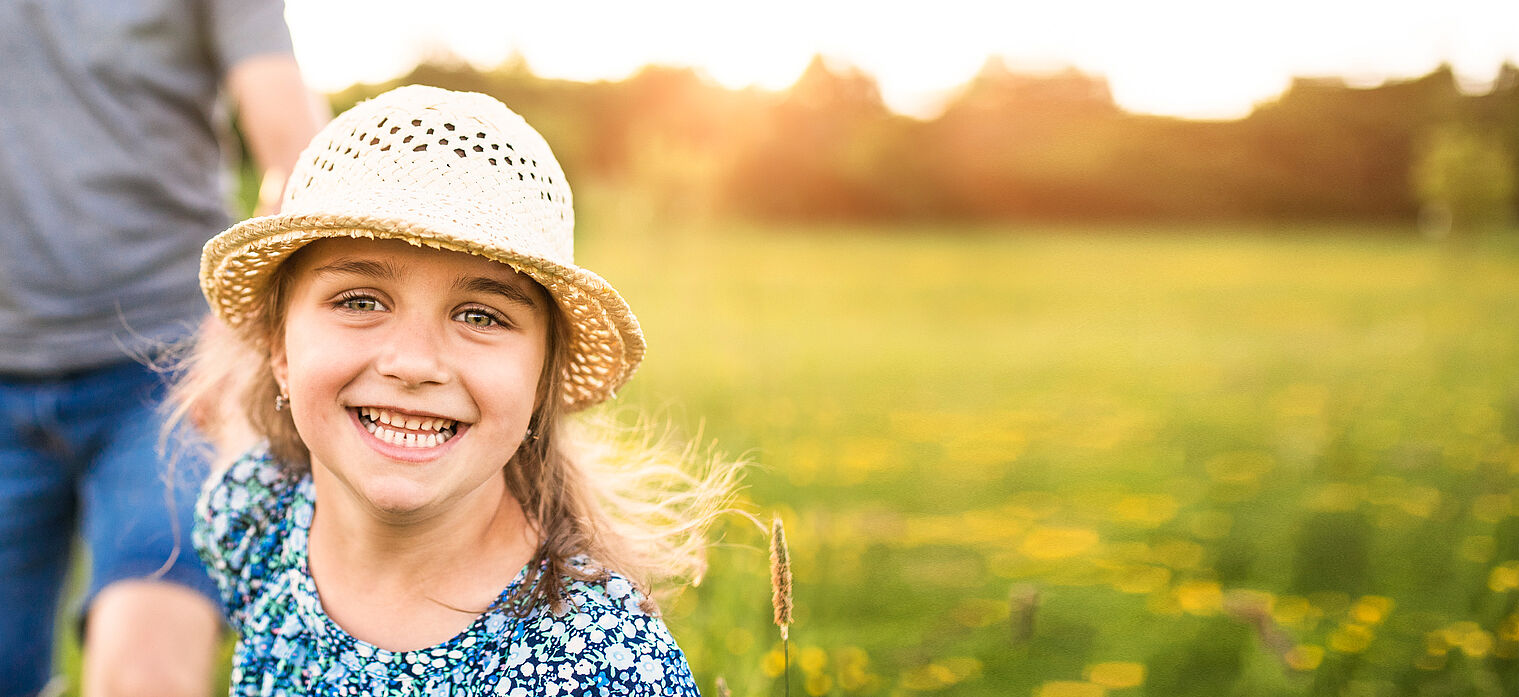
[170,85,737,695]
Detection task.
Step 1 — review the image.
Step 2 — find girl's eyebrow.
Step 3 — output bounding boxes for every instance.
[455,275,540,309]
[311,258,400,280]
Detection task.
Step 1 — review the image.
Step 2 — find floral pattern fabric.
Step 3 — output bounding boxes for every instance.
[194,449,700,696]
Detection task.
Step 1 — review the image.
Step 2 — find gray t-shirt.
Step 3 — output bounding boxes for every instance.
[0,0,295,374]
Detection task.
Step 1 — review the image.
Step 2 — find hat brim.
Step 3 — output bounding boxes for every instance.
[201,191,644,412]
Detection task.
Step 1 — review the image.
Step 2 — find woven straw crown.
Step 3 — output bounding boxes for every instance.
[201,85,644,410]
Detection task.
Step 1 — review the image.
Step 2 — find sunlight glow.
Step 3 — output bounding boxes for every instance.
[284,0,1519,120]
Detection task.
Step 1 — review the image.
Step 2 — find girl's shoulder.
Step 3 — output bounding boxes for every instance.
[504,558,696,692]
[559,557,653,616]
[193,446,310,624]
[198,446,305,528]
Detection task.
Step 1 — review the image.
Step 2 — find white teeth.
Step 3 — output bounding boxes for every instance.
[358,407,458,448]
[373,426,446,448]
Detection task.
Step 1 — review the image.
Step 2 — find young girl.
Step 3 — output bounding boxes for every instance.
[173,85,737,695]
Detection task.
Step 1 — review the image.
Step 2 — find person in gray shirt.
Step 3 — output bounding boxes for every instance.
[0,1,325,694]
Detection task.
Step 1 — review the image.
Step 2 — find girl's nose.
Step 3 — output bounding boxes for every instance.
[373,319,450,387]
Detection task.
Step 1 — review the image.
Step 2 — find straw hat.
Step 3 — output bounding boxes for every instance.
[200,85,643,411]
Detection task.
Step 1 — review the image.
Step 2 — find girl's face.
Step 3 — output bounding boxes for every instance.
[271,237,550,523]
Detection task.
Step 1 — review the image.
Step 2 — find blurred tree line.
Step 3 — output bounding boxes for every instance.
[330,55,1519,231]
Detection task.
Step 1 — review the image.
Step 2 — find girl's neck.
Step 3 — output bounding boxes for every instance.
[305,472,539,650]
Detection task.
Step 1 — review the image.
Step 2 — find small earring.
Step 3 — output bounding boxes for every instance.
[274,393,288,412]
[523,426,536,441]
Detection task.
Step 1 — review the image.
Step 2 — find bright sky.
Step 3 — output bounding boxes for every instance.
[284,0,1519,120]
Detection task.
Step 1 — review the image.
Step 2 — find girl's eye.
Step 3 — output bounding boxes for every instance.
[456,308,505,328]
[336,294,386,312]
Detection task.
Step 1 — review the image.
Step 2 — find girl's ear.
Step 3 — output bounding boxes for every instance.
[270,338,289,392]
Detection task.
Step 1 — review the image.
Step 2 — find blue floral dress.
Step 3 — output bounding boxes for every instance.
[194,448,700,696]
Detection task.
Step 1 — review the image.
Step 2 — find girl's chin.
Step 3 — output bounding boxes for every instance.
[352,476,501,523]
[324,474,447,519]
[361,488,434,516]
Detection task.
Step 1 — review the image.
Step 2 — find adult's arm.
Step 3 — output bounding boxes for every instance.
[225,53,330,216]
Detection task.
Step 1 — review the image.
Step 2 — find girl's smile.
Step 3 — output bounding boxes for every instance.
[355,406,461,449]
[272,236,550,522]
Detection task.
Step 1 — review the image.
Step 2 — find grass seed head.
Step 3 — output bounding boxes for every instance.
[770,515,793,641]
[1009,583,1039,645]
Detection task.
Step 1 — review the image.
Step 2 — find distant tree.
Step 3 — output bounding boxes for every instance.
[722,55,895,219]
[1240,69,1461,222]
[1411,124,1517,237]
[924,58,1123,219]
[318,56,1519,229]
[940,57,1118,121]
[613,66,764,218]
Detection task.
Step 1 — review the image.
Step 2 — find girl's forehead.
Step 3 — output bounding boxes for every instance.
[290,237,527,280]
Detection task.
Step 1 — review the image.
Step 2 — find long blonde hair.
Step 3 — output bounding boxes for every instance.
[166,249,743,613]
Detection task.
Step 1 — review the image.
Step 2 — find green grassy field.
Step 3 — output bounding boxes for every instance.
[56,196,1519,696]
[575,200,1519,697]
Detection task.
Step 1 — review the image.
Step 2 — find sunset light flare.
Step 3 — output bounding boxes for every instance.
[284,0,1519,120]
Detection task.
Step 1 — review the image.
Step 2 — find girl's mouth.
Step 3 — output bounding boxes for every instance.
[355,406,460,448]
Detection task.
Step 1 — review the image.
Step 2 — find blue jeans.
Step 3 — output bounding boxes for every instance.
[0,358,216,697]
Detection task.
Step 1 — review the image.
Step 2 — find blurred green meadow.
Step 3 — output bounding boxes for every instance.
[577,190,1519,697]
[54,189,1519,697]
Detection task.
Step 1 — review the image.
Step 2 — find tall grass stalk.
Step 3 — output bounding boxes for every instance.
[770,516,793,696]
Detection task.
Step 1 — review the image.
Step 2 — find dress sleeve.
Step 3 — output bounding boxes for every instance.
[530,575,701,696]
[192,449,294,628]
